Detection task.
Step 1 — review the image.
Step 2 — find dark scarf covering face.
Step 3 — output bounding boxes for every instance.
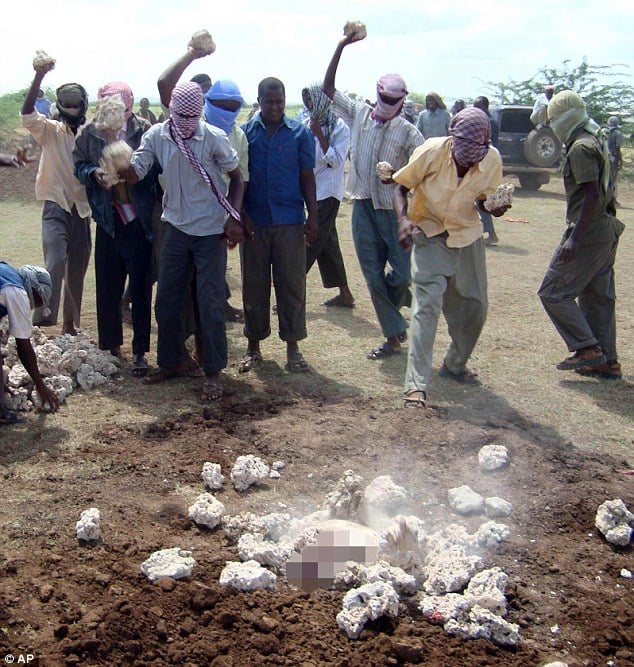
[302,82,338,140]
[55,83,88,130]
[449,108,491,167]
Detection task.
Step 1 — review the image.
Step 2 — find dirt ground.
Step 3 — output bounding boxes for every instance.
[1,158,633,666]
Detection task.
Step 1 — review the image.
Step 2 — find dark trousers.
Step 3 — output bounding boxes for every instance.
[306,197,348,288]
[95,215,152,355]
[240,224,307,342]
[155,224,227,375]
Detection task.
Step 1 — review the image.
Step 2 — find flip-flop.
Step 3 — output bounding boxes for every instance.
[367,341,400,360]
[323,295,355,308]
[238,351,263,373]
[439,364,481,386]
[200,380,223,402]
[403,390,426,408]
[142,366,187,385]
[285,354,310,373]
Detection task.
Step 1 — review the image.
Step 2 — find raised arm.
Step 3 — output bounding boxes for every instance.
[22,60,55,115]
[322,33,364,100]
[157,46,210,107]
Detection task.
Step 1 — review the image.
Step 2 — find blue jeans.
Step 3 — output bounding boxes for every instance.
[480,210,495,235]
[351,199,410,338]
[155,224,227,374]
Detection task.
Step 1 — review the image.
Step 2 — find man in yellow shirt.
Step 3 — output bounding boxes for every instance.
[393,108,510,407]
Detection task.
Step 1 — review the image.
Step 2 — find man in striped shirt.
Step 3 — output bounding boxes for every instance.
[322,32,423,360]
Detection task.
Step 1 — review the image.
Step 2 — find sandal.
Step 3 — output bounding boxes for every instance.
[403,390,426,408]
[0,404,26,425]
[200,380,223,402]
[238,350,263,374]
[323,295,355,308]
[438,364,481,386]
[142,366,187,385]
[367,341,400,360]
[285,354,310,373]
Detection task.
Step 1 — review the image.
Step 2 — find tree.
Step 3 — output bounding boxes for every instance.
[484,59,634,127]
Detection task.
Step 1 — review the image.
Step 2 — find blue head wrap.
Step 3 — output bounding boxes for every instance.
[204,80,244,134]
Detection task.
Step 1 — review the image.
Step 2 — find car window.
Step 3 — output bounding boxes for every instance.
[499,112,533,134]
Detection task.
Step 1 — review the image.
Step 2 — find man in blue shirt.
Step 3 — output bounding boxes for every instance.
[239,77,317,374]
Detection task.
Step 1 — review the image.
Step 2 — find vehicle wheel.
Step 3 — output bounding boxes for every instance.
[523,127,561,168]
[518,174,542,190]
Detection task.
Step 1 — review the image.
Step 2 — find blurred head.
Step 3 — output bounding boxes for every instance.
[258,78,286,126]
[451,99,466,115]
[140,97,150,110]
[425,92,446,112]
[545,84,555,100]
[608,116,619,128]
[190,73,212,94]
[449,107,491,168]
[37,89,45,99]
[473,96,490,113]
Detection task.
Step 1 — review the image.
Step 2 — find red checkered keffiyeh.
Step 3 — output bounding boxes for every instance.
[449,107,491,167]
[98,81,134,120]
[169,82,241,222]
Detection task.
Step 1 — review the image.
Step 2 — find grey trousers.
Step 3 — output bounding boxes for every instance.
[538,232,619,360]
[404,233,488,394]
[240,224,307,342]
[33,200,91,327]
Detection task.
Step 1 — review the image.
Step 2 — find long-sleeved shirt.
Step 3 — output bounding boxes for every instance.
[21,111,90,218]
[303,115,350,201]
[331,90,423,210]
[130,119,238,237]
[416,108,451,140]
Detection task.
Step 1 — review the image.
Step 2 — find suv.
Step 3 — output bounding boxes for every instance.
[491,105,562,190]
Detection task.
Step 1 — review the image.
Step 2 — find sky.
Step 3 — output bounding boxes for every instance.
[1,0,632,107]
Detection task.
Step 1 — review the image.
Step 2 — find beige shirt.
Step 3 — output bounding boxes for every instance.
[21,110,91,218]
[393,137,503,248]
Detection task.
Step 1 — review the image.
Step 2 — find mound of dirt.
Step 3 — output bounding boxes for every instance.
[1,394,632,666]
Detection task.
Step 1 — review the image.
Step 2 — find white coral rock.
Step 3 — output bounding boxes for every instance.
[448,485,485,515]
[343,20,367,40]
[237,533,294,569]
[76,508,101,542]
[33,50,56,68]
[484,497,513,518]
[478,444,509,471]
[360,475,409,529]
[188,493,225,529]
[464,567,509,616]
[336,581,399,639]
[595,499,634,546]
[189,29,216,54]
[423,544,484,595]
[230,455,270,492]
[219,560,277,591]
[141,548,195,581]
[201,462,225,491]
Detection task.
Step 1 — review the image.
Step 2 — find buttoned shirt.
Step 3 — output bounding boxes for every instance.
[303,116,350,202]
[416,108,451,139]
[241,113,315,225]
[21,111,91,218]
[131,119,238,236]
[331,90,423,210]
[393,137,503,248]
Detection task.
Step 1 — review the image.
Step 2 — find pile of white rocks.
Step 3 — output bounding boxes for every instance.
[0,323,119,411]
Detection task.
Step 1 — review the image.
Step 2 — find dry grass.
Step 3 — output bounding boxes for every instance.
[1,175,632,459]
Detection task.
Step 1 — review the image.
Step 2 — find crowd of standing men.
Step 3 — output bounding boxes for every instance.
[0,28,625,424]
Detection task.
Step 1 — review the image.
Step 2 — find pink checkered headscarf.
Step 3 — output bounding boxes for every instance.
[372,73,408,123]
[168,82,241,223]
[449,107,491,167]
[98,81,134,120]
